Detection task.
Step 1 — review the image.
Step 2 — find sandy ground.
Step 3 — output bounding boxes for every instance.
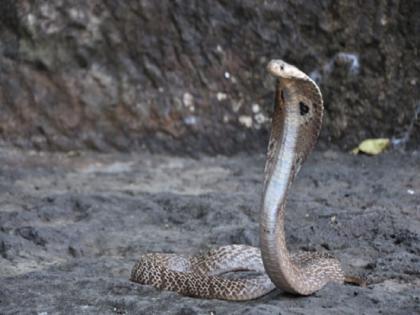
[0,147,419,314]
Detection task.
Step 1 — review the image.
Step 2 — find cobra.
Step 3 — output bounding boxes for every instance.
[130,60,359,300]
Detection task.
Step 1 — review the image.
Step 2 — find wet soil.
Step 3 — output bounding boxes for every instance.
[0,148,419,314]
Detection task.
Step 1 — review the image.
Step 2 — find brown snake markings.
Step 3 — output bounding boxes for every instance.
[130,60,354,300]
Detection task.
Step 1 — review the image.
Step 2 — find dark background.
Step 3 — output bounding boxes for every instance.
[0,0,419,154]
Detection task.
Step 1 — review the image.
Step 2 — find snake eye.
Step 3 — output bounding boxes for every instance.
[299,102,309,116]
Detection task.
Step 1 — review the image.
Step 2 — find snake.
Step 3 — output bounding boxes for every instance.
[130,60,356,300]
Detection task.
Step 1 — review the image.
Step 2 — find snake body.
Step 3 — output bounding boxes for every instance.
[130,60,346,300]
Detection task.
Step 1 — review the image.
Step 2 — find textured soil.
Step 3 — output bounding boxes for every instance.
[0,147,419,314]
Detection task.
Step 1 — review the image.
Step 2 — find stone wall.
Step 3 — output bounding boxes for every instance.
[0,0,419,154]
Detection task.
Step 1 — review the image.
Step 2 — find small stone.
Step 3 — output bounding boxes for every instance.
[184,116,197,125]
[216,92,227,101]
[252,103,260,113]
[380,16,388,26]
[349,257,370,268]
[182,92,194,110]
[254,113,268,124]
[238,116,253,128]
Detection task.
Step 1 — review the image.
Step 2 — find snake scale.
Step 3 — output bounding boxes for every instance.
[130,60,353,300]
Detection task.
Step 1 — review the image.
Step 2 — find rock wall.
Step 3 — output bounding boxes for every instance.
[0,0,419,154]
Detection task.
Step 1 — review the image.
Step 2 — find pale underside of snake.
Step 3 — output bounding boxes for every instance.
[130,60,357,301]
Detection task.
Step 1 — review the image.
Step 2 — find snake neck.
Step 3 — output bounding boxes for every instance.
[260,75,326,295]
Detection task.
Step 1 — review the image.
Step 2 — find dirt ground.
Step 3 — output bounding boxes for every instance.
[0,147,419,314]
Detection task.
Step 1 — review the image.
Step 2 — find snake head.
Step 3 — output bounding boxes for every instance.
[267,60,308,81]
[266,59,324,170]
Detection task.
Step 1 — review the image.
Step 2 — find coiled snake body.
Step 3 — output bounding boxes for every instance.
[131,60,348,300]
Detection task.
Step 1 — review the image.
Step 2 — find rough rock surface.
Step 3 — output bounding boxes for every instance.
[0,1,419,154]
[1,147,419,314]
